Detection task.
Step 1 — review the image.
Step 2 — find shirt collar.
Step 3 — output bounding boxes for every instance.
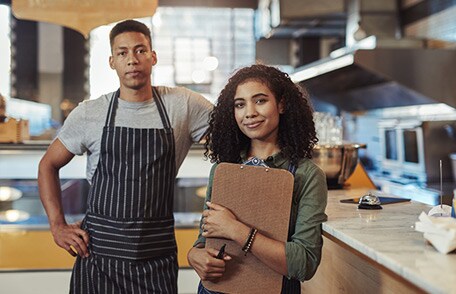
[240,150,288,168]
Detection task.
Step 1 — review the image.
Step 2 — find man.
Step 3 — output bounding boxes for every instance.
[38,19,212,293]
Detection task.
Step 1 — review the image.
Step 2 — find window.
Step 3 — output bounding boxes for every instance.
[88,8,255,101]
[174,37,212,85]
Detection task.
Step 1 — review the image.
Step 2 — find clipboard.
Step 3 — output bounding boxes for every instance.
[203,162,294,293]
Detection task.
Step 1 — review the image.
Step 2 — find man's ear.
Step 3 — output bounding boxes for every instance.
[151,50,158,66]
[109,56,115,69]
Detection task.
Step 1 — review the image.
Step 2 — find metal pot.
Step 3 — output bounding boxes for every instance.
[311,143,366,187]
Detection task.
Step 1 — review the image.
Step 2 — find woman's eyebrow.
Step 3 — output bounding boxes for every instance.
[251,92,268,99]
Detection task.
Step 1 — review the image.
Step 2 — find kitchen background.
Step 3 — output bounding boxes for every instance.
[1,0,456,293]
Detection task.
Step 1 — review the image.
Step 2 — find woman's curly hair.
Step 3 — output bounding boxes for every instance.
[204,64,318,166]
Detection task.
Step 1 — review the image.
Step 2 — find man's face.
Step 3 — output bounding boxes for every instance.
[109,32,157,91]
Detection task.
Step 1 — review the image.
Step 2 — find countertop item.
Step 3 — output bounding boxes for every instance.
[312,143,366,188]
[325,188,456,294]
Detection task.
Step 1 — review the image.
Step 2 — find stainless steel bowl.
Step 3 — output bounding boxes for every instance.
[311,143,366,187]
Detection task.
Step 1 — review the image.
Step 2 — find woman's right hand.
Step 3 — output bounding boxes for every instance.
[187,245,232,281]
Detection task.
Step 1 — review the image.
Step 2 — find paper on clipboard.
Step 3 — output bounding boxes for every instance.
[203,162,294,293]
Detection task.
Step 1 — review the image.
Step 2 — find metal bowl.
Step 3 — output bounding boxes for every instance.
[311,143,366,187]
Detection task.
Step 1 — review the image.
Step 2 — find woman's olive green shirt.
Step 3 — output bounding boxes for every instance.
[194,152,328,282]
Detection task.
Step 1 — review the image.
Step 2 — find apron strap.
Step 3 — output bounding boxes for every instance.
[286,163,297,240]
[105,89,120,127]
[287,164,297,176]
[153,87,172,130]
[103,87,172,130]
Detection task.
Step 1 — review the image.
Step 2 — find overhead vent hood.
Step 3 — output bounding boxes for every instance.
[290,36,456,111]
[288,0,456,111]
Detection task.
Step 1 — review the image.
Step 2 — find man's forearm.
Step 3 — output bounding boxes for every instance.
[38,161,66,229]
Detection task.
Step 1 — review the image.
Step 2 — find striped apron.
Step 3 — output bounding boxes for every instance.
[70,87,178,294]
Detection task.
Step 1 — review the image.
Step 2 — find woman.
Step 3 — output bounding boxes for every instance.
[187,64,328,293]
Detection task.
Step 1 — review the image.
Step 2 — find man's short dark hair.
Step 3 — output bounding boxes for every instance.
[109,19,152,51]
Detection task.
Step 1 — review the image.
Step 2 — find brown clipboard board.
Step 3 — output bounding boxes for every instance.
[203,162,294,294]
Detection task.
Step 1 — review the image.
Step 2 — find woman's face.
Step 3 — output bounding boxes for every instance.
[233,80,284,144]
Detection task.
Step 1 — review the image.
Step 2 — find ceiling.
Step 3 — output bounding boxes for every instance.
[0,0,258,8]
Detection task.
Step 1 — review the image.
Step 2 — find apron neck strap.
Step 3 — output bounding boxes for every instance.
[152,87,172,129]
[105,89,120,127]
[287,163,297,176]
[104,87,172,129]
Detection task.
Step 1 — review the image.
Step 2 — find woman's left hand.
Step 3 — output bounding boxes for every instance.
[201,201,239,240]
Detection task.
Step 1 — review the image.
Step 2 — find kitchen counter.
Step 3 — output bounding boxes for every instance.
[0,142,211,179]
[305,188,456,294]
[3,180,455,291]
[0,213,202,270]
[0,141,206,151]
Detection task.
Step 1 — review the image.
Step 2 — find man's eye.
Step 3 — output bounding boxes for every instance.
[137,49,146,54]
[118,52,126,56]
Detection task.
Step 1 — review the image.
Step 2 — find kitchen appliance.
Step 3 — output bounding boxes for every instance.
[378,119,456,184]
[288,1,456,111]
[312,143,366,188]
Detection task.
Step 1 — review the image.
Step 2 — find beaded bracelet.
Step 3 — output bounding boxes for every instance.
[242,227,258,256]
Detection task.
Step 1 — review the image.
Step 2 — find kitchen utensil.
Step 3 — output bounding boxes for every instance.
[312,143,366,187]
[428,160,452,217]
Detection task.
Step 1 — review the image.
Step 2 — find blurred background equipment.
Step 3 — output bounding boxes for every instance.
[0,93,6,122]
[0,94,30,143]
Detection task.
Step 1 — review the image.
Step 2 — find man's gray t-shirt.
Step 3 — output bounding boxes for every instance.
[58,86,213,183]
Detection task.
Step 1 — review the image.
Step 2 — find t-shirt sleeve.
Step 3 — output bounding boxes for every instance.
[57,102,87,155]
[186,89,213,142]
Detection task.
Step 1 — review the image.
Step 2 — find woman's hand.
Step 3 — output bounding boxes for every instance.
[201,201,242,240]
[187,244,232,281]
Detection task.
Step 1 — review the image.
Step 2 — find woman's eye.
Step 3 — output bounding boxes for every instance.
[234,102,244,108]
[255,98,266,104]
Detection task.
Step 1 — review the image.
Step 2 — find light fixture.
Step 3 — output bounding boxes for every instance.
[0,186,22,201]
[203,56,219,71]
[11,0,159,38]
[192,70,207,84]
[0,209,30,222]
